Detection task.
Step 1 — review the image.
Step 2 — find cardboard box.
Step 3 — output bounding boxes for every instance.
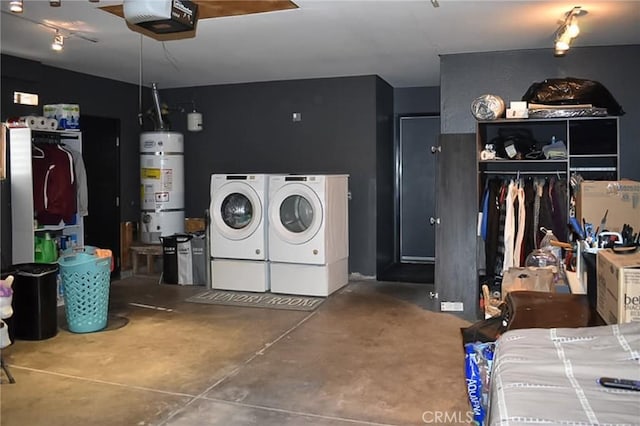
[43,104,80,130]
[576,180,640,234]
[596,249,640,324]
[185,218,205,233]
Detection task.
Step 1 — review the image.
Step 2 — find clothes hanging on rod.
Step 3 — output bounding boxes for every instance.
[513,182,526,267]
[522,179,536,264]
[31,144,45,159]
[481,174,568,280]
[502,180,518,273]
[32,143,77,225]
[65,147,88,217]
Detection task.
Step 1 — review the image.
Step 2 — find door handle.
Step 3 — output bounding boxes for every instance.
[429,217,440,225]
[431,146,441,153]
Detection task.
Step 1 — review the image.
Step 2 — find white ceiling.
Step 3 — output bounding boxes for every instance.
[1,0,639,89]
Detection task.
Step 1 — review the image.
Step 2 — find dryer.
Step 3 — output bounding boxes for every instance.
[209,174,269,292]
[268,174,349,296]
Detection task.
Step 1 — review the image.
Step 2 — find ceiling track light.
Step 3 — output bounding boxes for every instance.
[9,0,23,13]
[52,31,64,51]
[553,6,587,56]
[9,0,97,13]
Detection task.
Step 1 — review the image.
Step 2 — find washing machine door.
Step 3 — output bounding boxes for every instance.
[270,183,323,245]
[211,182,262,241]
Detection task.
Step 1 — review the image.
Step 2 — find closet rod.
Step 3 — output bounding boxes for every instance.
[482,170,567,175]
[32,134,63,144]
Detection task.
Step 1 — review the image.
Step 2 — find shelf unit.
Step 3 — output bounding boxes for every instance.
[477,117,619,234]
[477,116,619,181]
[8,127,84,263]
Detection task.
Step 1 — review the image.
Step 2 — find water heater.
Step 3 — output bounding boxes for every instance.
[140,131,185,244]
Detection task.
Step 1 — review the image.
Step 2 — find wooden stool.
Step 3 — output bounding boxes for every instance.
[130,243,163,275]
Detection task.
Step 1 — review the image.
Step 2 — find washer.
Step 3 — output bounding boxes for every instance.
[209,174,269,292]
[268,174,349,296]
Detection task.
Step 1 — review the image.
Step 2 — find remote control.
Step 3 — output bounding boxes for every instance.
[598,377,640,391]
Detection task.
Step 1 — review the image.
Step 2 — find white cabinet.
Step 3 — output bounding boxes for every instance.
[8,126,84,263]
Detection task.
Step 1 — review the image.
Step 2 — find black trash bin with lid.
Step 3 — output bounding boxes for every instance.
[12,263,59,340]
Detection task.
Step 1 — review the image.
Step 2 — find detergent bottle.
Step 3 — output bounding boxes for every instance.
[34,236,44,262]
[42,232,58,263]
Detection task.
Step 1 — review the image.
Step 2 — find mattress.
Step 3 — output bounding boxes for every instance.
[488,322,640,425]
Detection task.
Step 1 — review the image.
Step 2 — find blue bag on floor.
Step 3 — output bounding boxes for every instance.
[464,341,495,426]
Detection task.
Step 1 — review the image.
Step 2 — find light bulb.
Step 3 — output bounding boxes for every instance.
[52,34,64,51]
[10,0,23,13]
[566,17,580,38]
[554,40,569,56]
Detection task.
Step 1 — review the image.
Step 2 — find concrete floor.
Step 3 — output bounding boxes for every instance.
[1,277,472,426]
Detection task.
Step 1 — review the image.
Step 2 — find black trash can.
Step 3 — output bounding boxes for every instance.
[12,263,59,340]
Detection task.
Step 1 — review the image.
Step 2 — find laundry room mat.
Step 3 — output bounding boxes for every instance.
[185,290,325,311]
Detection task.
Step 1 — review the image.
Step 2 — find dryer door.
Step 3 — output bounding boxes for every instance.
[269,183,323,245]
[211,182,263,241]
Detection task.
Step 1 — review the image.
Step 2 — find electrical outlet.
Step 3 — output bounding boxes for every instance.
[440,301,464,312]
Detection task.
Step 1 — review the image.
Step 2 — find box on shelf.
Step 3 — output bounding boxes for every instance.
[43,104,80,130]
[185,217,205,233]
[576,180,640,233]
[506,101,528,119]
[596,249,640,324]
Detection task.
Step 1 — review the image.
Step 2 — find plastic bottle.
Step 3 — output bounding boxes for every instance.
[540,228,558,250]
[42,232,58,263]
[539,228,564,283]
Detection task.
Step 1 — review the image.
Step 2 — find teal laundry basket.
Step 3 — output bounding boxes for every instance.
[58,252,111,333]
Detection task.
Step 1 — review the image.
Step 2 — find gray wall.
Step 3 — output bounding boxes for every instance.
[394,86,440,115]
[375,78,396,276]
[162,75,393,277]
[1,54,145,222]
[440,45,640,180]
[1,55,396,276]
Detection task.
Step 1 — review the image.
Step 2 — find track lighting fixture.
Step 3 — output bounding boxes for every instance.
[9,0,99,12]
[52,31,64,51]
[9,0,23,13]
[4,8,99,53]
[554,6,587,56]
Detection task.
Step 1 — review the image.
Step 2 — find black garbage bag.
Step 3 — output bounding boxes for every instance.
[522,77,624,116]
